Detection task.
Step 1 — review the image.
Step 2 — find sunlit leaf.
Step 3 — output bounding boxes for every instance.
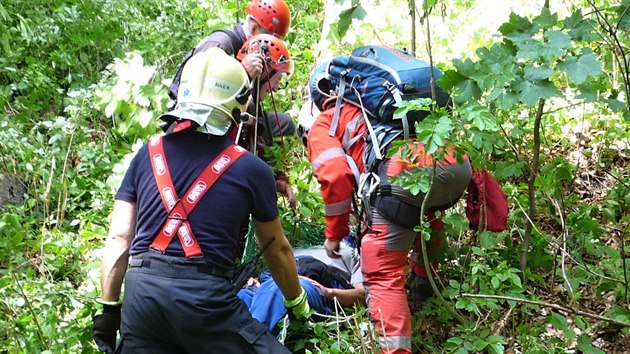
[515,79,558,106]
[335,3,366,38]
[558,49,602,84]
[541,30,571,60]
[534,7,557,28]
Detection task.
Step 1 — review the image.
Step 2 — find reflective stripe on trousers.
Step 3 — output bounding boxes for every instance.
[361,219,414,354]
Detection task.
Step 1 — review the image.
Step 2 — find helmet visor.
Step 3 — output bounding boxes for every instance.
[162,102,233,136]
[272,55,293,75]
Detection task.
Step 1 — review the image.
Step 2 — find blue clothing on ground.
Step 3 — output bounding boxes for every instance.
[237,244,362,334]
[239,277,329,335]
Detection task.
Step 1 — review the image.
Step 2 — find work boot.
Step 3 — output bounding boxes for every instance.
[407,273,433,304]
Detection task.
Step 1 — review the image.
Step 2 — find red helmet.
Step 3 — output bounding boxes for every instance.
[245,0,291,38]
[237,34,293,75]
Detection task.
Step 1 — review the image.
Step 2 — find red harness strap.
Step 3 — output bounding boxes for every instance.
[147,136,247,257]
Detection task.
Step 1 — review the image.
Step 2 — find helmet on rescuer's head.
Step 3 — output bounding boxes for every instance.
[246,0,291,38]
[296,97,321,147]
[159,48,251,136]
[238,34,293,76]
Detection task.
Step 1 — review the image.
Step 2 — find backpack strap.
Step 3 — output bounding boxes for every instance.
[148,136,247,257]
[213,29,242,56]
[329,73,349,137]
[168,47,195,100]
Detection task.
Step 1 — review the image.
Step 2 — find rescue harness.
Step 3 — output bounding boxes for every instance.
[148,134,246,256]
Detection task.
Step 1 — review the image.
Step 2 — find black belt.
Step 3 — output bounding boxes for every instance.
[129,252,234,280]
[372,194,422,230]
[369,184,460,230]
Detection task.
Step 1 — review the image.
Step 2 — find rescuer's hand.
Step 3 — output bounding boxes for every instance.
[283,287,311,319]
[324,238,342,259]
[92,303,121,354]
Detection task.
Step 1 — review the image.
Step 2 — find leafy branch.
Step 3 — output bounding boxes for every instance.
[461,292,630,328]
[585,0,630,114]
[520,98,544,283]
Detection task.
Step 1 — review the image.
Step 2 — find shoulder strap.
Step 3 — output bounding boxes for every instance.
[169,29,242,101]
[213,29,243,57]
[168,46,196,100]
[148,136,247,257]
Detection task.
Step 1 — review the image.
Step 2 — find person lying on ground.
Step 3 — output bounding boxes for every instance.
[238,237,365,335]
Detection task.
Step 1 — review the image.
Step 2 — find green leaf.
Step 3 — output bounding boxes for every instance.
[438,69,467,92]
[499,13,532,37]
[523,65,554,82]
[541,30,571,60]
[335,3,366,38]
[515,79,558,106]
[558,50,603,85]
[472,339,489,351]
[494,91,518,111]
[564,11,597,41]
[488,343,505,354]
[455,79,482,103]
[449,279,461,288]
[577,335,605,354]
[393,98,432,119]
[479,231,503,249]
[452,58,477,77]
[515,40,544,61]
[548,312,569,330]
[462,103,498,131]
[616,5,630,30]
[491,277,500,289]
[509,272,523,288]
[533,7,557,29]
[605,306,630,322]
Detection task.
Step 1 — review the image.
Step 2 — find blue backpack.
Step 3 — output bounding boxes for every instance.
[307,45,452,245]
[310,45,450,140]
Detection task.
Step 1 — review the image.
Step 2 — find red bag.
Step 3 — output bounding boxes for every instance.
[465,169,509,232]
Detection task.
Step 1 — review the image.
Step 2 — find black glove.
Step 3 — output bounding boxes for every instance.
[92,304,121,354]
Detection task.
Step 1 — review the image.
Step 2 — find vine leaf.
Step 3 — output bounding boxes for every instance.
[440,70,481,103]
[523,65,553,81]
[558,49,603,85]
[541,30,571,61]
[335,0,366,38]
[515,79,558,106]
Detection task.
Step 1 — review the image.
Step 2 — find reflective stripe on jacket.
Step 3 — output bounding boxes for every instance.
[307,105,366,240]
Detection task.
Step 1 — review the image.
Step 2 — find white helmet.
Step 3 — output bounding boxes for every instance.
[296,97,320,146]
[160,47,251,135]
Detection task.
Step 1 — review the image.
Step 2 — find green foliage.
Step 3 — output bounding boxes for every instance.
[1,0,629,353]
[0,0,263,352]
[443,328,506,354]
[332,0,367,40]
[283,305,379,353]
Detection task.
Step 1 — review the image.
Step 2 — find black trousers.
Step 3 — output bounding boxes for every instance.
[118,251,290,354]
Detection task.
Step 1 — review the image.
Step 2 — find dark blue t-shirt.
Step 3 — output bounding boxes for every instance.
[115,131,278,270]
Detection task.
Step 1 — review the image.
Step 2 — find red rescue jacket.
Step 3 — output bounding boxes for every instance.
[307,105,366,241]
[308,104,468,240]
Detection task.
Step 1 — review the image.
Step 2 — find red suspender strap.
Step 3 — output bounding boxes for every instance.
[147,136,247,257]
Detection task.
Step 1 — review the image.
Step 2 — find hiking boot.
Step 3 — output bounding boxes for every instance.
[407,275,433,304]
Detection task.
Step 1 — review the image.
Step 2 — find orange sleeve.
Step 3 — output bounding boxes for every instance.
[307,108,356,241]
